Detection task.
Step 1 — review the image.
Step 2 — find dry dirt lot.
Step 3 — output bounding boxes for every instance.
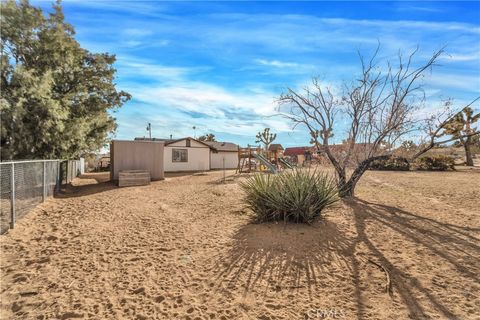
[1,169,479,319]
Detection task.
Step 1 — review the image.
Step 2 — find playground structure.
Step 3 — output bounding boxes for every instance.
[236,147,294,174]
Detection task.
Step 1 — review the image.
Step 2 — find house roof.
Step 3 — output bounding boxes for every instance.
[134,137,236,150]
[164,137,211,147]
[134,137,171,142]
[284,146,314,156]
[203,141,239,152]
[268,144,284,151]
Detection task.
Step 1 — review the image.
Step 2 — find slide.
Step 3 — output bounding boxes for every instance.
[279,158,294,169]
[253,153,277,174]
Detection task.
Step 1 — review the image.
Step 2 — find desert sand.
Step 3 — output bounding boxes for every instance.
[1,169,479,319]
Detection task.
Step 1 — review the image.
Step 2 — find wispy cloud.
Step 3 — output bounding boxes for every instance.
[441,51,480,62]
[131,82,278,118]
[255,59,301,68]
[395,5,444,14]
[426,72,480,92]
[115,56,206,81]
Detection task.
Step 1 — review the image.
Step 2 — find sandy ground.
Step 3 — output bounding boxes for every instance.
[1,169,479,319]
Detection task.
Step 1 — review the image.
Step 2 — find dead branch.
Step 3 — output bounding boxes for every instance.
[367,258,393,297]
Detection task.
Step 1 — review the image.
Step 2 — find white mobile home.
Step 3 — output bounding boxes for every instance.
[163,138,212,172]
[204,141,239,169]
[134,137,238,172]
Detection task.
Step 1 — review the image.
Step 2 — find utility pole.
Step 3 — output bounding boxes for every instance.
[192,126,196,138]
[146,123,152,139]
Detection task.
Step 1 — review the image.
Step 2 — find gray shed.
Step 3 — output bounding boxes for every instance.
[110,140,165,181]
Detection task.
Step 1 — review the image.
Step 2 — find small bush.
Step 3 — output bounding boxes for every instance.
[415,155,455,171]
[370,157,410,171]
[240,169,339,223]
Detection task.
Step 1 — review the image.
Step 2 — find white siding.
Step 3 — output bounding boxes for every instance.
[210,151,238,169]
[164,146,210,172]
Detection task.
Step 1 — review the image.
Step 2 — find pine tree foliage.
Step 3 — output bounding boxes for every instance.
[0,0,131,160]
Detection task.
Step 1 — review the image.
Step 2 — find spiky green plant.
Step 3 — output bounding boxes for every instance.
[240,169,339,223]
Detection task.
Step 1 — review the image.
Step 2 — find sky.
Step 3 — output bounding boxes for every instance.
[33,1,480,147]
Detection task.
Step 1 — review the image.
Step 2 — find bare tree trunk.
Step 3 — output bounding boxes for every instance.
[338,155,391,198]
[336,168,348,196]
[464,137,474,166]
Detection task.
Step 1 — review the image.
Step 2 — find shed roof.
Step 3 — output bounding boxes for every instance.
[203,141,239,152]
[268,144,284,151]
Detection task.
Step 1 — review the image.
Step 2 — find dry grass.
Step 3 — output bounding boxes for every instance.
[1,169,479,319]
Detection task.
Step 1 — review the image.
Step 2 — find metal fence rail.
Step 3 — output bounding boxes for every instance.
[0,159,81,234]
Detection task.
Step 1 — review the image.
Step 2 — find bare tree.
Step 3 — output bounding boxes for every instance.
[279,46,449,197]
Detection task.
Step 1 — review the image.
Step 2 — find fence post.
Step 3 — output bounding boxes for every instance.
[223,156,226,183]
[56,161,60,193]
[66,160,69,183]
[42,161,47,202]
[10,163,15,229]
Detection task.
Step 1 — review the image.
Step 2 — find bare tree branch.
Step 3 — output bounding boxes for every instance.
[279,45,446,197]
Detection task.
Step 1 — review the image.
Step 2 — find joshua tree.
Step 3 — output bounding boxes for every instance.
[442,107,479,166]
[412,99,480,160]
[198,133,216,142]
[255,128,277,150]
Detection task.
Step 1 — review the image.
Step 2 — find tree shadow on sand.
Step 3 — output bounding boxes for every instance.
[212,219,352,300]
[344,199,478,319]
[213,199,479,319]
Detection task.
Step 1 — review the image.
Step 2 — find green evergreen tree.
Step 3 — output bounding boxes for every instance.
[0,0,131,160]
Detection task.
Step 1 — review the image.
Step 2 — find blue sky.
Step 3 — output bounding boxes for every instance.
[34,1,480,147]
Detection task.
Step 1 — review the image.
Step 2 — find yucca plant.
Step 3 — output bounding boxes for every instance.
[240,169,339,223]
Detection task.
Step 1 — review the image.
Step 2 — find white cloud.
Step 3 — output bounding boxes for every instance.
[426,72,480,92]
[115,56,203,81]
[441,52,480,62]
[131,82,279,118]
[255,59,301,68]
[321,18,480,34]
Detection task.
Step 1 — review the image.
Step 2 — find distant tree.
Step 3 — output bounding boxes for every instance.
[473,133,480,147]
[0,0,131,160]
[197,133,216,142]
[441,107,479,166]
[395,140,417,158]
[255,128,277,150]
[412,99,480,161]
[280,45,457,197]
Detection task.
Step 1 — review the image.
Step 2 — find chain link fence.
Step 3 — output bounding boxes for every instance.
[0,159,81,234]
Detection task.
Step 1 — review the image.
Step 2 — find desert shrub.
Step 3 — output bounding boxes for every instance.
[369,157,410,171]
[240,169,339,223]
[415,155,455,171]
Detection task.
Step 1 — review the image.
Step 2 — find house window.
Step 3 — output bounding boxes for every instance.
[186,139,191,147]
[172,149,188,162]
